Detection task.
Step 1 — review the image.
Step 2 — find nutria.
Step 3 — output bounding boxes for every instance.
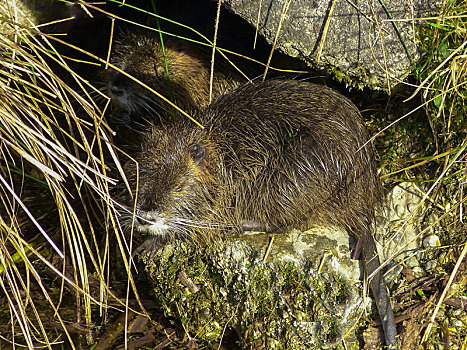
[121,80,397,347]
[107,29,245,126]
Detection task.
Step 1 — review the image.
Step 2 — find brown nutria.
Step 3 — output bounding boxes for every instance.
[107,29,246,126]
[121,80,397,347]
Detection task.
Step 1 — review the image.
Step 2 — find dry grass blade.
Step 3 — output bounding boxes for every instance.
[209,0,222,103]
[262,0,292,80]
[253,0,263,49]
[316,0,337,63]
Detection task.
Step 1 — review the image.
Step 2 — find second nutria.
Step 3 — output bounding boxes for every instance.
[120,80,397,347]
[107,29,246,126]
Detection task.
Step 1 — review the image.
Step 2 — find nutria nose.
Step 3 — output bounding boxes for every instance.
[135,208,149,225]
[108,72,128,96]
[135,215,146,226]
[109,85,125,97]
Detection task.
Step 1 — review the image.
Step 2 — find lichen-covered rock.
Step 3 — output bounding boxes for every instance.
[142,228,365,349]
[222,0,440,90]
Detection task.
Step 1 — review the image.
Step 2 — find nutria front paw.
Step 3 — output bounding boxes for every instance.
[133,237,163,260]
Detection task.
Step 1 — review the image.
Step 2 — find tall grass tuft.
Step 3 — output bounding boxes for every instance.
[414,0,466,151]
[0,2,136,348]
[412,0,466,227]
[407,0,467,346]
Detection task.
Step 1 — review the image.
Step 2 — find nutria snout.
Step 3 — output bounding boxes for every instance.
[107,29,245,126]
[121,79,397,347]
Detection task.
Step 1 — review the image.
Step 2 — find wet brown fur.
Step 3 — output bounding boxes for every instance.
[107,30,245,124]
[122,80,397,347]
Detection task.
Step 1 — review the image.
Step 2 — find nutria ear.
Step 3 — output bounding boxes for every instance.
[153,63,162,75]
[166,38,189,56]
[188,143,205,162]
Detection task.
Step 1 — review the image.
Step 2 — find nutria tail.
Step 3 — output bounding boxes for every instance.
[362,234,397,348]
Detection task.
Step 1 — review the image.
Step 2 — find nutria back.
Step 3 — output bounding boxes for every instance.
[122,80,397,347]
[107,30,245,126]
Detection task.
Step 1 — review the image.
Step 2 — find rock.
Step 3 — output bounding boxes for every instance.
[221,0,440,90]
[425,260,437,270]
[376,182,425,270]
[423,234,441,248]
[142,228,364,349]
[412,266,426,277]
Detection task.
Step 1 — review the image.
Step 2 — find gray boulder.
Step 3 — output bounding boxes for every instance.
[222,0,439,90]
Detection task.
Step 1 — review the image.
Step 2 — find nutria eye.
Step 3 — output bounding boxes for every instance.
[188,143,205,162]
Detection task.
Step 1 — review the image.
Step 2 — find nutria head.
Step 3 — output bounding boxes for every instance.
[107,30,242,124]
[121,123,221,243]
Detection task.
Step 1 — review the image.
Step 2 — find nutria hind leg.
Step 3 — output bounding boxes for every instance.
[361,234,398,349]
